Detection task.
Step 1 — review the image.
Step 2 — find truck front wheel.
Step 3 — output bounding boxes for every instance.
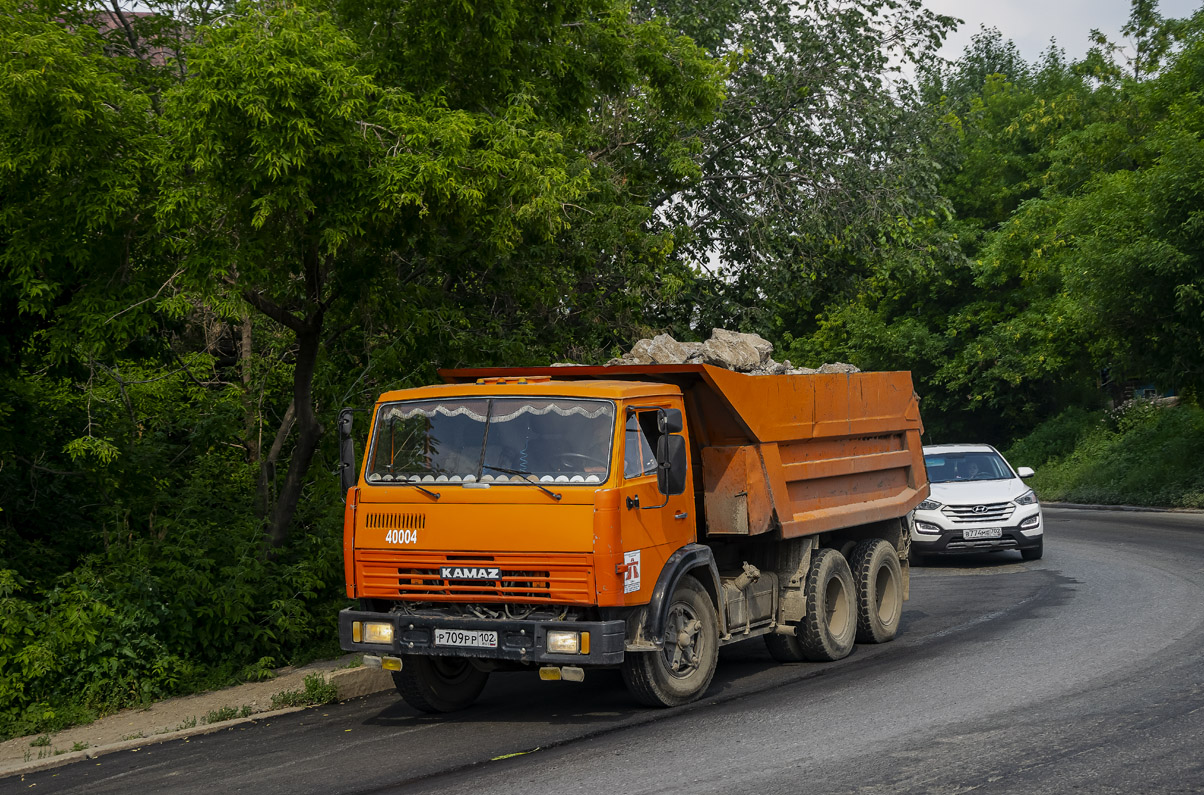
[622,575,719,707]
[393,656,489,713]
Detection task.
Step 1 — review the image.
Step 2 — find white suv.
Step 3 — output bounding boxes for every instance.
[910,444,1043,563]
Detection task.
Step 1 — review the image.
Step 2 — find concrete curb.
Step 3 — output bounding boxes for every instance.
[4,707,310,779]
[2,662,397,781]
[325,664,396,701]
[1044,502,1204,514]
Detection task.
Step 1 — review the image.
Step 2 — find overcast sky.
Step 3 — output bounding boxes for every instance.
[925,0,1203,64]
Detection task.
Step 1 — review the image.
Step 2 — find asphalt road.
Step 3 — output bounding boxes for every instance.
[8,507,1203,794]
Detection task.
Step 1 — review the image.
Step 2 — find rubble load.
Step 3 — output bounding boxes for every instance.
[602,329,860,375]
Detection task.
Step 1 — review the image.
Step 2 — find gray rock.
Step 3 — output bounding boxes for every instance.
[751,359,789,375]
[702,335,761,371]
[642,334,694,365]
[709,329,773,365]
[591,330,860,375]
[816,362,861,374]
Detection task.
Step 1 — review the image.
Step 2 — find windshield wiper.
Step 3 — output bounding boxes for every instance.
[392,479,440,499]
[481,465,562,501]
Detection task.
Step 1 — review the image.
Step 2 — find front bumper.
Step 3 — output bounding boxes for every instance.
[339,608,627,665]
[910,522,1045,551]
[911,511,1043,555]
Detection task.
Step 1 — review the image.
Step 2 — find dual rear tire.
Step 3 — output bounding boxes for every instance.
[765,540,902,662]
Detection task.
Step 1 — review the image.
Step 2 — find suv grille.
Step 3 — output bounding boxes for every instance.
[941,501,1015,523]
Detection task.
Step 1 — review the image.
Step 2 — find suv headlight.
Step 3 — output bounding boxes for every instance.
[1015,489,1038,506]
[916,499,943,511]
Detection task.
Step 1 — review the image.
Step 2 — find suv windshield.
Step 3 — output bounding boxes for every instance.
[366,398,614,486]
[924,451,1013,483]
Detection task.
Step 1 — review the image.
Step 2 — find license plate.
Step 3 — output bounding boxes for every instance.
[963,527,1002,540]
[434,629,498,649]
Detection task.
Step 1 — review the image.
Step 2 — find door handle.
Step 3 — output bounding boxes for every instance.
[674,511,688,520]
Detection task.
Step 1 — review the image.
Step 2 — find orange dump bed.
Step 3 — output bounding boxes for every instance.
[442,364,928,540]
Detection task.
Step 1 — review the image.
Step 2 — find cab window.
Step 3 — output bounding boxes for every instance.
[624,411,661,478]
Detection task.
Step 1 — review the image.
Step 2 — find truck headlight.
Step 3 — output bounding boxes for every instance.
[546,630,580,654]
[362,622,394,645]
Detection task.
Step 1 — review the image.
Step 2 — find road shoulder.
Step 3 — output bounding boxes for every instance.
[0,653,394,779]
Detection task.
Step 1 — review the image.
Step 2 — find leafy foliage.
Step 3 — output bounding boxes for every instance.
[793,2,1204,443]
[1015,402,1204,507]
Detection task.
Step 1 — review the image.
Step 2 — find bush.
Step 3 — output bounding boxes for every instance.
[0,522,345,739]
[1016,401,1204,507]
[1003,406,1103,469]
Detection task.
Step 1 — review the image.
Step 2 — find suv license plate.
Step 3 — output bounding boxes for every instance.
[435,629,498,649]
[963,527,1002,540]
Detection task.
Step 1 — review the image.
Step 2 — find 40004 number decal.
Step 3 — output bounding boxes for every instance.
[385,528,418,545]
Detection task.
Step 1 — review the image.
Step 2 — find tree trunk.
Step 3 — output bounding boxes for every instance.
[258,399,295,518]
[244,240,331,547]
[240,314,261,464]
[267,317,324,546]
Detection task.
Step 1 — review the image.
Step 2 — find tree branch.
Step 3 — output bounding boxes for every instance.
[244,290,305,332]
[107,2,143,58]
[16,456,82,477]
[106,269,183,324]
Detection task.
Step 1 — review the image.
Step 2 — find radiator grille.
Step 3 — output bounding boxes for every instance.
[364,512,426,530]
[356,551,594,604]
[941,502,1015,523]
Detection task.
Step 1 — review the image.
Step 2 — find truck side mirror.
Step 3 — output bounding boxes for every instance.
[657,408,683,435]
[338,408,357,498]
[656,434,687,496]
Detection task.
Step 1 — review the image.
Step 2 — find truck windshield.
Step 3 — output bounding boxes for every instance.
[365,398,615,486]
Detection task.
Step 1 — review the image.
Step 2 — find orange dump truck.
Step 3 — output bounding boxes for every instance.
[337,364,928,711]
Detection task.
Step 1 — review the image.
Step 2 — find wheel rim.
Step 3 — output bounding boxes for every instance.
[825,577,851,637]
[660,601,704,678]
[875,564,900,625]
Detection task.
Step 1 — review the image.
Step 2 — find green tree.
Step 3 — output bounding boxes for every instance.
[153,1,722,543]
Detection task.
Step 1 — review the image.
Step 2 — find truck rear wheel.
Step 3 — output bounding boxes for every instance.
[850,539,903,644]
[393,656,489,713]
[765,548,857,662]
[622,575,719,707]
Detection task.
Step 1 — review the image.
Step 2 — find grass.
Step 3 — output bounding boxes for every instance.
[202,705,253,724]
[270,673,339,709]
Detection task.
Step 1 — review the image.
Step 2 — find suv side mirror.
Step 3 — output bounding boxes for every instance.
[1016,466,1035,478]
[656,434,687,496]
[338,408,357,497]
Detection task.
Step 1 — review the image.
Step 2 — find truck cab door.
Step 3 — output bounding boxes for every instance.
[617,405,695,602]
